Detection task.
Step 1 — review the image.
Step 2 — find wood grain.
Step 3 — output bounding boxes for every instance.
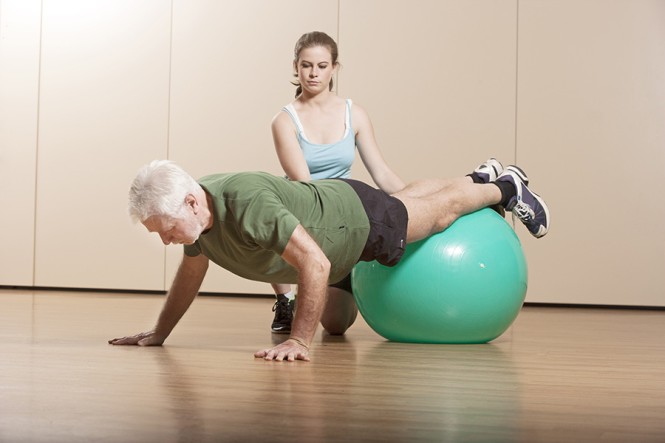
[1,289,663,442]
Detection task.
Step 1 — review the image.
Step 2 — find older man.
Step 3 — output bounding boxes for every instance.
[109,160,549,361]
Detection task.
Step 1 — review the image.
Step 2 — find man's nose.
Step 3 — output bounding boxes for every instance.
[159,233,171,245]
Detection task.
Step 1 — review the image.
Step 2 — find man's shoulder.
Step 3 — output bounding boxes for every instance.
[200,172,295,200]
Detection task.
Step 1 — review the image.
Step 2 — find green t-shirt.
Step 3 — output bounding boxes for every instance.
[183,172,370,284]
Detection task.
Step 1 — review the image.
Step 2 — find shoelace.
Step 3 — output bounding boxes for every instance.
[272,299,293,319]
[512,200,535,222]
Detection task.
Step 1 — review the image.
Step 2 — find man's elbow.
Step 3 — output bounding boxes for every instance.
[312,254,331,276]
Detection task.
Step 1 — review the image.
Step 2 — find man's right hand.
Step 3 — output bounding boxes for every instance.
[108,330,165,346]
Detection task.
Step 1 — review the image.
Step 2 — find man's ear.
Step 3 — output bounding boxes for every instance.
[184,194,198,214]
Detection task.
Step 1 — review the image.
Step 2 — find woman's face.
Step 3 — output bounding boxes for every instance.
[295,45,336,95]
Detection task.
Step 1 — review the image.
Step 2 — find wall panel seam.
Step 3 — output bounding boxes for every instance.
[514,0,520,165]
[164,0,175,291]
[32,0,45,286]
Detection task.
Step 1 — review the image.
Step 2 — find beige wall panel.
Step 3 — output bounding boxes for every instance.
[339,0,518,185]
[167,0,338,293]
[0,0,41,286]
[35,0,171,290]
[517,0,665,306]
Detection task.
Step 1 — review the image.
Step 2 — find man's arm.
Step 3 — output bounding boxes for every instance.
[109,253,209,346]
[255,224,331,361]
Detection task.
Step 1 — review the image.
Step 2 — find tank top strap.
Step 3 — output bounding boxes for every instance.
[282,103,305,135]
[345,99,353,136]
[283,100,353,140]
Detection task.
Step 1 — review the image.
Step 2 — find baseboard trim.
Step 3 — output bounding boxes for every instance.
[2,285,664,310]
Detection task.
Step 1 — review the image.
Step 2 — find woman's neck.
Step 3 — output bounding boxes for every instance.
[298,90,335,107]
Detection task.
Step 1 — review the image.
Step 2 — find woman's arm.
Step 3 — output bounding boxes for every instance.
[271,111,311,181]
[353,103,406,194]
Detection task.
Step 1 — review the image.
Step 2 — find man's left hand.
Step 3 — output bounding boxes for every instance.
[254,338,310,362]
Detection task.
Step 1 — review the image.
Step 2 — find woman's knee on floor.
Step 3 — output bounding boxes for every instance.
[320,287,358,335]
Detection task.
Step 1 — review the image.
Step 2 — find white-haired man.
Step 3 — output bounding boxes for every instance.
[109,160,549,361]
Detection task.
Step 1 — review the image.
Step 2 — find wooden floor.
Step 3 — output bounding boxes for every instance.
[1,289,664,443]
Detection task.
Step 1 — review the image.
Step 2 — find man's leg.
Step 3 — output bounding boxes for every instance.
[396,158,507,199]
[394,181,502,243]
[396,164,550,243]
[394,177,471,199]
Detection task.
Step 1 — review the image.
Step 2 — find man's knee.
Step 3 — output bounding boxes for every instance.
[435,211,458,233]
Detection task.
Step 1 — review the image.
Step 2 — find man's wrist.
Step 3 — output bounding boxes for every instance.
[288,336,309,350]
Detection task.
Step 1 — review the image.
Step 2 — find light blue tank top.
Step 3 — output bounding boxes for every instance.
[282,99,355,180]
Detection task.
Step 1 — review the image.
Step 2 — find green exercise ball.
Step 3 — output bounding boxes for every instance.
[351,208,528,344]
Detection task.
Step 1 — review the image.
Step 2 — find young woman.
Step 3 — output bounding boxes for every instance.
[268,31,406,335]
[267,32,506,336]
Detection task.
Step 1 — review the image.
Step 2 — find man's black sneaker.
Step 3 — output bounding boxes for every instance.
[271,294,295,334]
[496,165,550,238]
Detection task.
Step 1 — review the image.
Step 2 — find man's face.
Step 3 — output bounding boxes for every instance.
[143,213,202,246]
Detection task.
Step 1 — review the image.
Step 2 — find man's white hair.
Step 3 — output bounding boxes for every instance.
[128,160,201,222]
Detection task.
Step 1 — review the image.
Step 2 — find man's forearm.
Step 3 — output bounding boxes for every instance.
[289,263,329,346]
[154,255,208,338]
[277,224,332,349]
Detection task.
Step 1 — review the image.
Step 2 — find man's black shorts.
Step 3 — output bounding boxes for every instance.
[338,178,409,268]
